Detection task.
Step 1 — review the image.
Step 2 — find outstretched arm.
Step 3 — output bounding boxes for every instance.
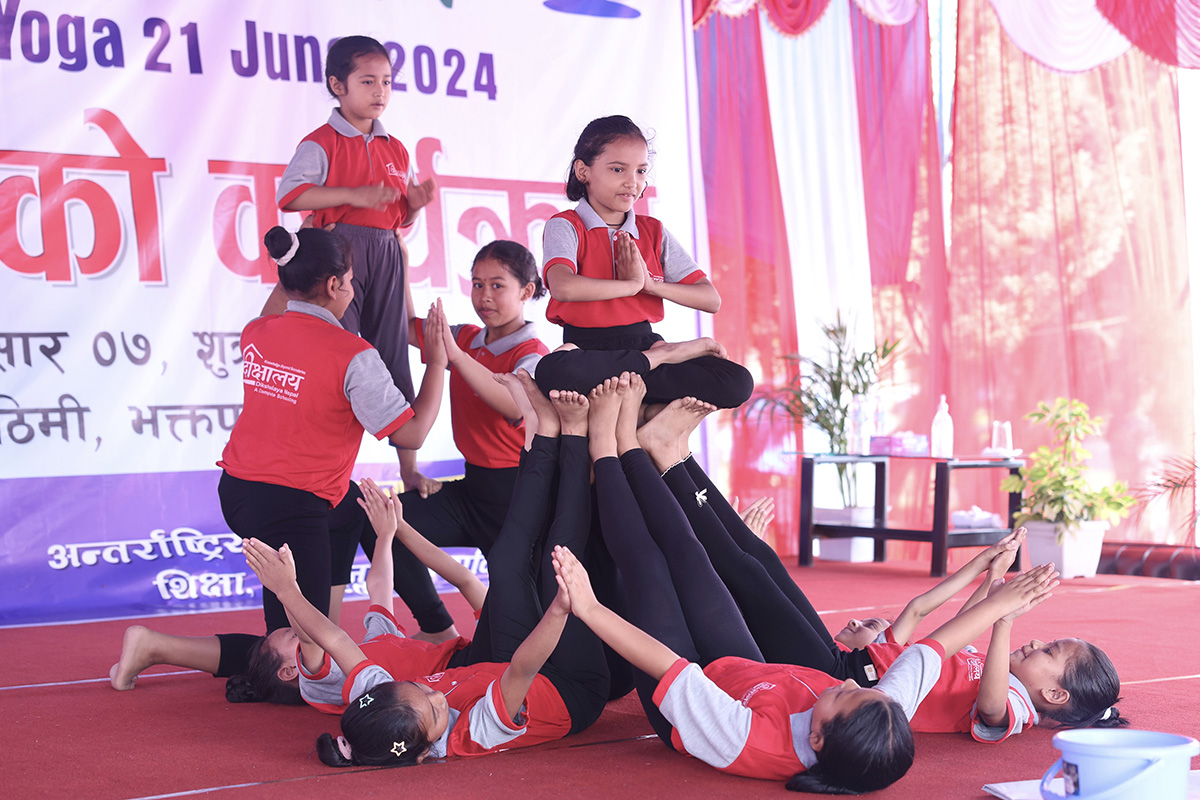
[358,478,399,616]
[957,528,1025,617]
[921,564,1058,658]
[243,539,367,677]
[497,584,570,723]
[974,570,1052,727]
[395,516,487,613]
[889,529,1024,644]
[552,545,680,682]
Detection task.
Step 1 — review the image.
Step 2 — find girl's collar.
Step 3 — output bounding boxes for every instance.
[327,109,389,140]
[284,299,343,328]
[576,199,638,237]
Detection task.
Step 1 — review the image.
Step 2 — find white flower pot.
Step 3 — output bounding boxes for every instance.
[814,507,875,562]
[1023,519,1109,579]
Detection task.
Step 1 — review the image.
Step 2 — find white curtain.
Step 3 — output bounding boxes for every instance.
[987,0,1132,72]
[759,1,876,356]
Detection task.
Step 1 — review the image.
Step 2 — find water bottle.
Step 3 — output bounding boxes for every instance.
[847,395,863,454]
[931,394,953,458]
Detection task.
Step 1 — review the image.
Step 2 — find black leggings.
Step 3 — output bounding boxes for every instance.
[534,321,753,408]
[593,450,760,744]
[360,463,518,634]
[596,450,875,745]
[661,457,876,683]
[217,473,366,633]
[457,435,609,734]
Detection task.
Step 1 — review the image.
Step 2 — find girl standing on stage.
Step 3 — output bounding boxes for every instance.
[245,376,608,765]
[218,225,446,636]
[533,115,753,409]
[265,34,436,476]
[366,240,550,642]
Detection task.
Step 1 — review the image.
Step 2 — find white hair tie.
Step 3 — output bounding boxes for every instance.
[1100,707,1114,721]
[276,231,300,266]
[336,735,353,760]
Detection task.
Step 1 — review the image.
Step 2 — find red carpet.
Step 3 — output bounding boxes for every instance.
[3,560,1198,799]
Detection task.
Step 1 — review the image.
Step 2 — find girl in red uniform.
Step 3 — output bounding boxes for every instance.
[830,531,1126,742]
[245,376,608,765]
[363,240,551,641]
[534,115,753,410]
[266,35,436,479]
[550,373,1059,792]
[218,225,446,637]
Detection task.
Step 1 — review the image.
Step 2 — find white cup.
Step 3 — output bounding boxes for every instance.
[991,420,1012,454]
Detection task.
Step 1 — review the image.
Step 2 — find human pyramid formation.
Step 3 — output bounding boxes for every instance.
[109,35,1127,794]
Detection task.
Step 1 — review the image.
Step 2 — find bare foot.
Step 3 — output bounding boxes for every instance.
[644,337,727,369]
[587,376,622,461]
[110,625,156,690]
[550,390,589,437]
[616,372,645,455]
[637,396,717,472]
[411,624,461,645]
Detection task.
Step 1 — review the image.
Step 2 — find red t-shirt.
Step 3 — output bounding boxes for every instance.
[218,307,410,505]
[542,209,704,328]
[414,319,546,468]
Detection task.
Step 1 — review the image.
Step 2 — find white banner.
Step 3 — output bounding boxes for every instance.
[0,0,704,624]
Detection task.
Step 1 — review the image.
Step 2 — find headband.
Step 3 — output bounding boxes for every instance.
[276,231,300,266]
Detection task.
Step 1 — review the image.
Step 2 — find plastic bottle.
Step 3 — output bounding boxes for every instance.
[931,394,954,458]
[847,395,863,454]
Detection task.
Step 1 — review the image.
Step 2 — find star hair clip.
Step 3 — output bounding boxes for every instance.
[359,693,375,709]
[391,741,407,757]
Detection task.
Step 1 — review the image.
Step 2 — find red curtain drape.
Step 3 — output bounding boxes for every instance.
[1097,0,1200,69]
[761,0,832,35]
[695,9,801,556]
[850,1,955,562]
[694,0,831,36]
[952,0,1194,544]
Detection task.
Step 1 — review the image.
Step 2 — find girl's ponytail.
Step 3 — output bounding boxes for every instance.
[1092,705,1128,729]
[263,225,353,299]
[316,733,355,767]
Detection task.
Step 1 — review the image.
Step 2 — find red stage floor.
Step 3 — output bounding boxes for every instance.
[3,559,1198,799]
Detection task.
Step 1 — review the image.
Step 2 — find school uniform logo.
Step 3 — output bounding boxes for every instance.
[740,681,776,705]
[242,345,306,405]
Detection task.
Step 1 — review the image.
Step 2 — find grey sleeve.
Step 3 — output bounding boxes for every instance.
[660,226,703,283]
[344,349,413,436]
[875,643,944,720]
[277,140,329,205]
[363,610,403,642]
[513,352,543,377]
[542,217,582,273]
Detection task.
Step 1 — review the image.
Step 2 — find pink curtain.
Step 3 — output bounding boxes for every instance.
[761,0,832,35]
[1098,0,1200,69]
[951,0,1194,544]
[850,1,956,563]
[695,9,802,556]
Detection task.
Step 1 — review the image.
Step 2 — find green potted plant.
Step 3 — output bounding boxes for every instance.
[746,313,899,511]
[999,397,1135,577]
